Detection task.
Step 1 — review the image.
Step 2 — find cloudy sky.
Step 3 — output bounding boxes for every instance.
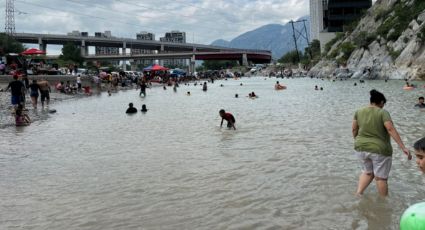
[1,0,310,53]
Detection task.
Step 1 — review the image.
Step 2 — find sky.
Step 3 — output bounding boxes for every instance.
[1,0,310,54]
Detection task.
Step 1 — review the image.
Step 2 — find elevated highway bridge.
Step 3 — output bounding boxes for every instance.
[13,33,272,71]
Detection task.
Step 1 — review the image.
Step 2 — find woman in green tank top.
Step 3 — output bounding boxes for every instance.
[352,89,411,197]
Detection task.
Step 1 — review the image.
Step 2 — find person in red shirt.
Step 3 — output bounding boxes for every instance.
[219,109,236,130]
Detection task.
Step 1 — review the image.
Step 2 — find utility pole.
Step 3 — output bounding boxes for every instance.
[290,20,300,63]
[302,20,312,59]
[5,0,16,36]
[290,19,311,62]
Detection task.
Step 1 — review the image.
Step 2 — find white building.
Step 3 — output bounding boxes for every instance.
[310,0,336,52]
[159,31,187,67]
[133,32,156,67]
[94,31,119,56]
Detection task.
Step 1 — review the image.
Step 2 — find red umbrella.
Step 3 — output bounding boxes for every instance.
[21,48,46,55]
[143,64,168,71]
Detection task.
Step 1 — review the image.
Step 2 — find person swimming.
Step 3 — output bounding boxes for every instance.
[187,91,191,96]
[415,97,425,108]
[141,104,148,112]
[235,94,239,98]
[202,82,207,91]
[126,103,137,114]
[315,85,319,90]
[275,81,286,90]
[249,92,257,98]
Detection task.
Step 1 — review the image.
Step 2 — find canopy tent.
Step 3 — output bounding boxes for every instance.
[21,48,46,55]
[170,68,186,77]
[143,64,168,71]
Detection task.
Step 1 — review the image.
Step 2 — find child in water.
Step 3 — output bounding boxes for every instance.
[141,104,148,113]
[219,109,236,130]
[15,105,31,126]
[414,137,425,173]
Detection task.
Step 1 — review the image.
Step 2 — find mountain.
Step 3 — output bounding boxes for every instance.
[211,39,231,47]
[211,16,310,59]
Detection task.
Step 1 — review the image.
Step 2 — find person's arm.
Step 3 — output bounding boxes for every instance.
[220,118,223,127]
[5,82,11,91]
[384,121,411,160]
[352,120,359,138]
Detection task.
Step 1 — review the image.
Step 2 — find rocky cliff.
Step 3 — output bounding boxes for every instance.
[309,0,425,80]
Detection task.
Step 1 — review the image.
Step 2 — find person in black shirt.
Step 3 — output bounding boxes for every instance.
[139,81,147,97]
[126,103,137,114]
[5,75,25,107]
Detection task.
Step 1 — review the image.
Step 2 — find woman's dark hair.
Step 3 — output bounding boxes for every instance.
[370,89,386,105]
[414,137,425,152]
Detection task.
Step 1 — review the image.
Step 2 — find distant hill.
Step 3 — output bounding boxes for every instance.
[211,16,310,59]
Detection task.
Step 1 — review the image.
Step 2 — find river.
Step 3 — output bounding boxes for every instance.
[1,77,424,229]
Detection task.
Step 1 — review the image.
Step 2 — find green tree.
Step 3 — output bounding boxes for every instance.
[0,33,25,55]
[202,60,238,70]
[59,42,84,65]
[304,39,321,59]
[278,50,301,64]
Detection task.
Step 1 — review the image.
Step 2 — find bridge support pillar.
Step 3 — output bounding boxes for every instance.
[130,59,137,71]
[189,55,196,76]
[80,40,87,56]
[38,37,46,52]
[242,53,248,67]
[122,42,127,55]
[158,45,165,66]
[122,42,127,71]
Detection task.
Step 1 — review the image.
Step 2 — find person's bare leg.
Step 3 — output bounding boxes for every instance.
[376,178,388,197]
[31,97,36,109]
[356,172,374,196]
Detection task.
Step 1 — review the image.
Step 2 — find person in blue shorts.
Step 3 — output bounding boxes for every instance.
[5,74,25,107]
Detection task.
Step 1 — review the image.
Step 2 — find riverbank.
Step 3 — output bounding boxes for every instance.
[1,75,102,128]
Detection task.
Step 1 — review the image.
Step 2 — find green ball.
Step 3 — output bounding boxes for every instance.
[400,202,425,230]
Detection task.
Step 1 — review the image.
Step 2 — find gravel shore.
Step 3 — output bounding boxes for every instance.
[0,75,93,128]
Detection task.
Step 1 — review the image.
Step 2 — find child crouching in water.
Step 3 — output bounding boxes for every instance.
[15,104,31,126]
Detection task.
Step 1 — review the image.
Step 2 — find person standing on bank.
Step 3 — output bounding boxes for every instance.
[352,89,411,197]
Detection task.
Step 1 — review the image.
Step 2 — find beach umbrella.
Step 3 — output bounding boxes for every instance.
[20,48,46,55]
[143,64,168,71]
